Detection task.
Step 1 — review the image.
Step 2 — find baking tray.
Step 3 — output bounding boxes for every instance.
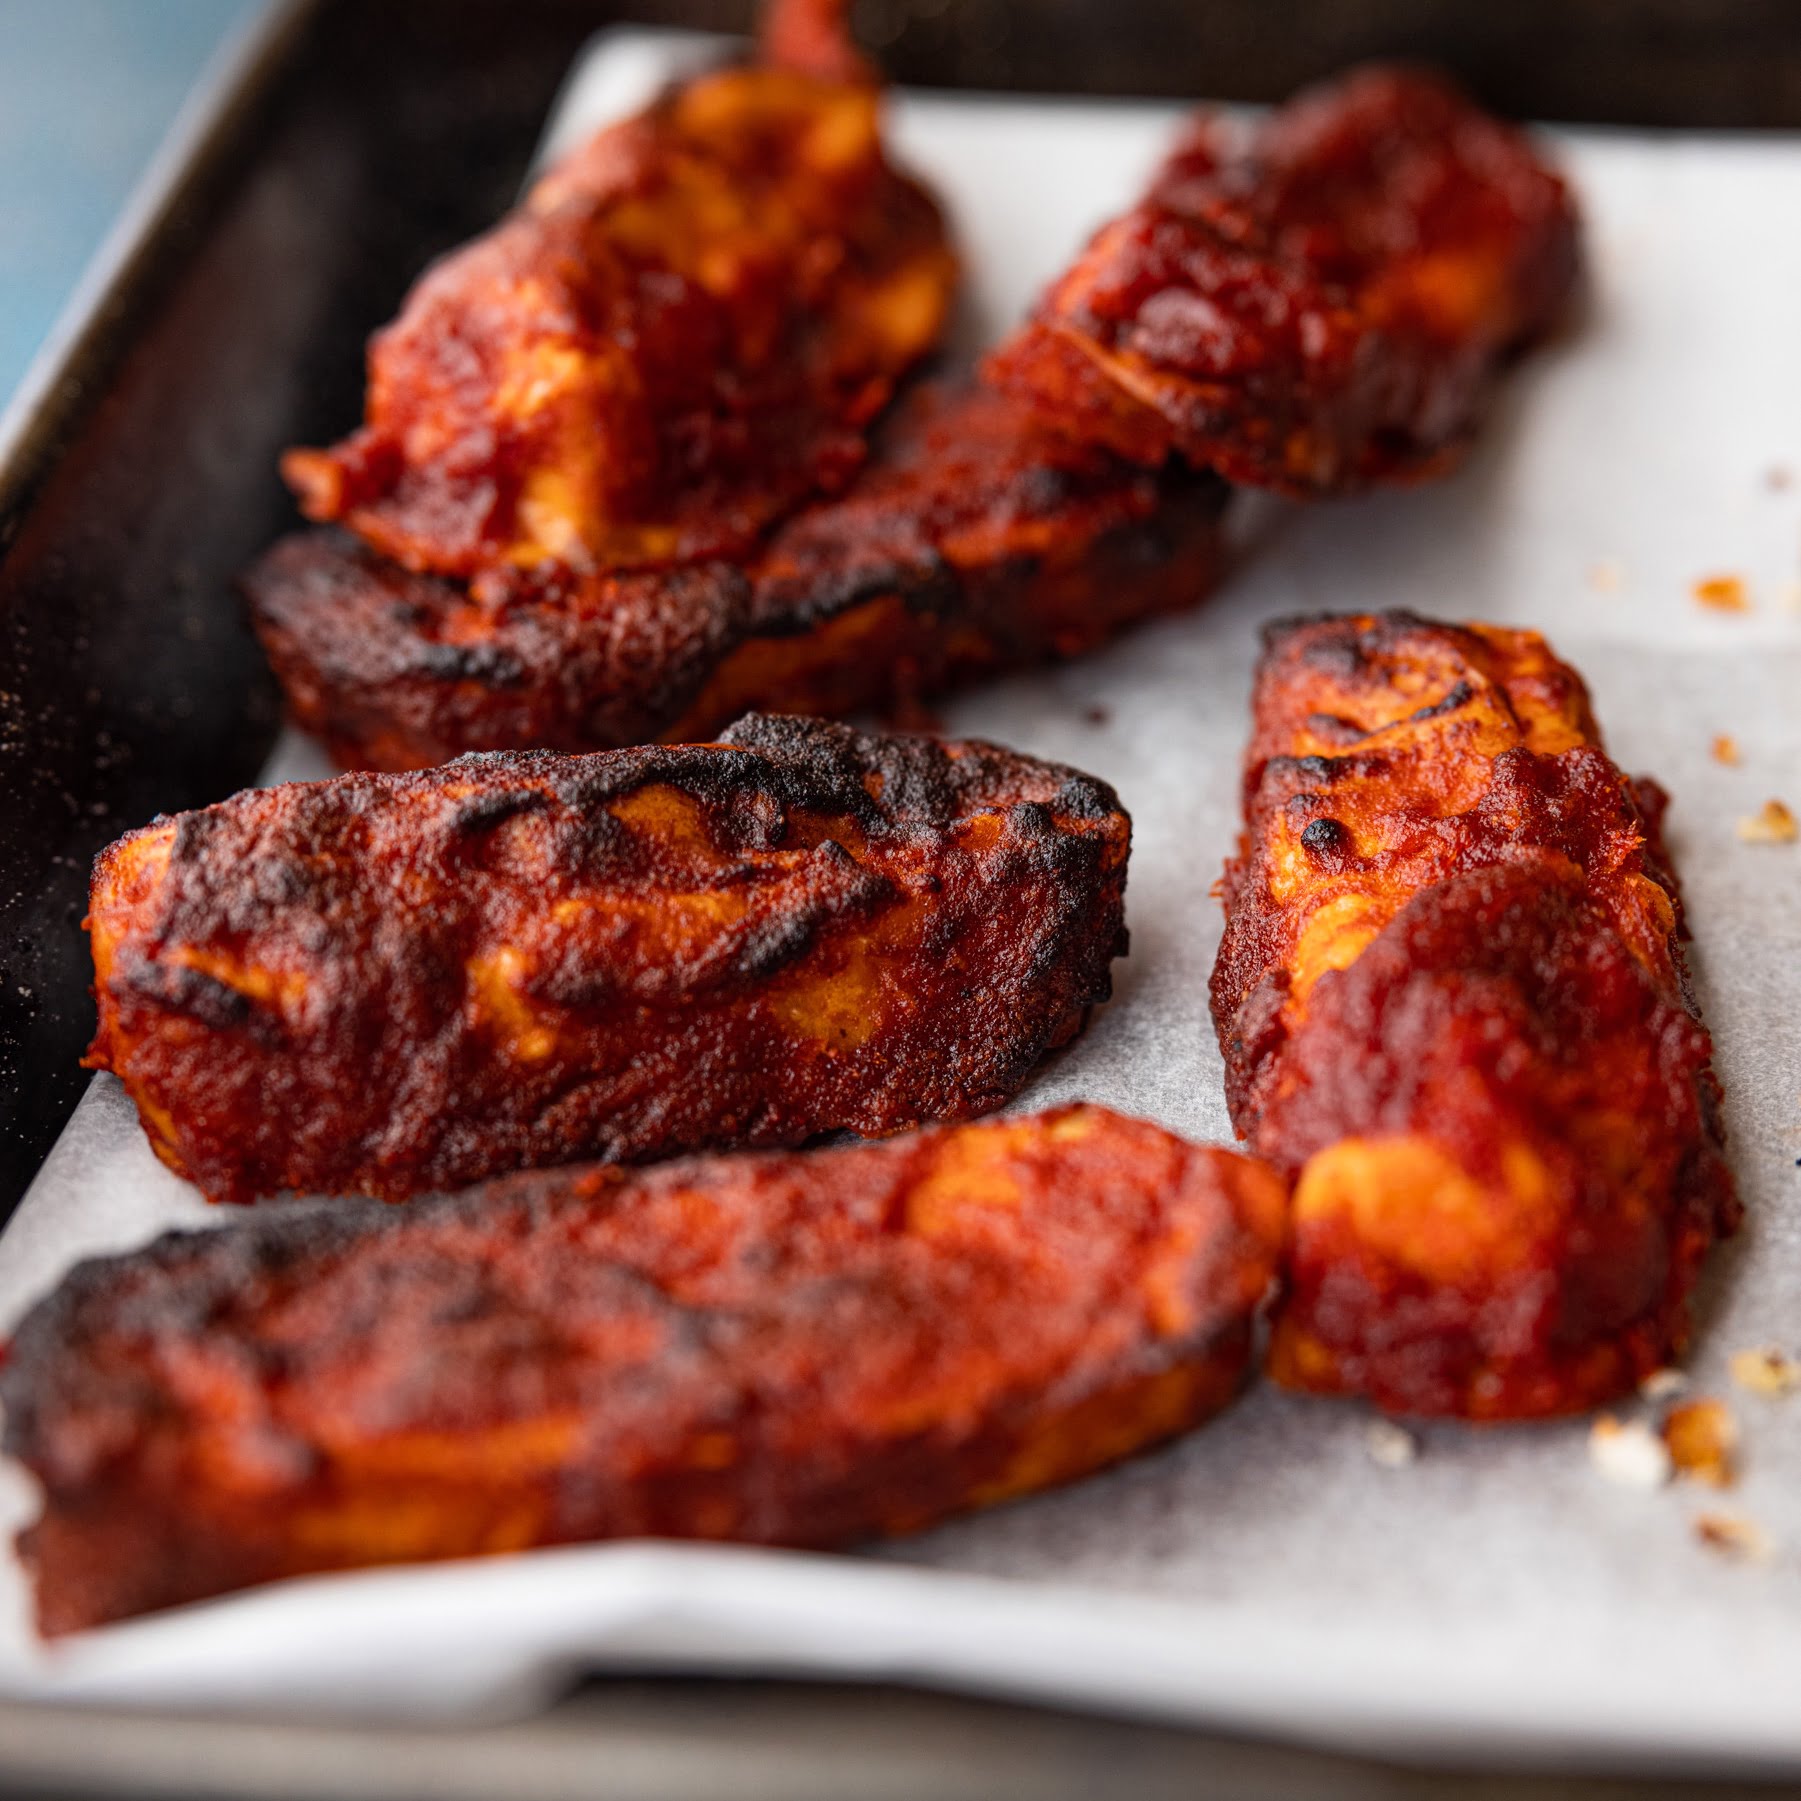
[4,3,1801,1794]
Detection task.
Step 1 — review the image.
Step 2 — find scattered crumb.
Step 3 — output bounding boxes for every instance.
[1694,1512,1773,1563]
[1663,1397,1738,1487]
[1365,1419,1419,1469]
[1710,734,1742,766]
[1587,558,1624,593]
[1768,465,1794,492]
[1737,798,1798,844]
[1082,704,1111,728]
[1692,574,1751,613]
[1639,1367,1689,1402]
[1782,580,1801,615]
[1729,1347,1801,1398]
[1588,1414,1671,1489]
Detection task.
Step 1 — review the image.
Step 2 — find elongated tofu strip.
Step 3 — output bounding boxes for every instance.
[87,715,1130,1203]
[2,1105,1284,1635]
[1211,612,1737,1417]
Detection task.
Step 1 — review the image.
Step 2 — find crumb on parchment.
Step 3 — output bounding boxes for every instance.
[1639,1367,1688,1402]
[1589,1414,1671,1489]
[1710,734,1741,766]
[1587,559,1623,593]
[1730,1347,1801,1398]
[1694,1513,1773,1562]
[1692,574,1751,612]
[1364,1419,1418,1469]
[1663,1397,1738,1487]
[1737,799,1798,844]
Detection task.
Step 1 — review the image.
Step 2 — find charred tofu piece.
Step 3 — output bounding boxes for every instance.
[280,7,955,580]
[987,67,1580,494]
[1210,613,1737,1418]
[246,386,1228,771]
[2,1105,1286,1635]
[733,387,1227,726]
[86,715,1131,1203]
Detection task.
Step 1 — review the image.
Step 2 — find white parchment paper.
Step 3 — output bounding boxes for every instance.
[2,33,1799,1768]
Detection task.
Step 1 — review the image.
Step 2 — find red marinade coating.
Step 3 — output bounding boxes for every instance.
[1,1105,1286,1634]
[1210,612,1736,1418]
[247,385,1227,771]
[987,67,1580,494]
[86,714,1131,1203]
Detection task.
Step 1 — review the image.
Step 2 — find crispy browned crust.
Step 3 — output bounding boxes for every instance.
[986,66,1581,494]
[280,12,955,579]
[1,1105,1287,1636]
[85,715,1132,1204]
[246,386,1229,772]
[1210,612,1737,1418]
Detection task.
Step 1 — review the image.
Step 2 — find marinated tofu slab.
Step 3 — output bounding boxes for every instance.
[2,1106,1285,1634]
[86,715,1131,1203]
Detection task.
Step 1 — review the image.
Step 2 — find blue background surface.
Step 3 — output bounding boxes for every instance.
[0,0,260,406]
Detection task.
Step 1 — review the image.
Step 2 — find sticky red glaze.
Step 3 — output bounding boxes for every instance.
[1,1105,1286,1635]
[1210,613,1736,1418]
[987,66,1580,493]
[247,385,1228,771]
[86,715,1132,1204]
[281,13,955,579]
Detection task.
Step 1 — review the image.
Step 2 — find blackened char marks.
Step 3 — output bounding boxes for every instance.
[245,386,1229,773]
[2,1106,1286,1635]
[86,719,1133,1202]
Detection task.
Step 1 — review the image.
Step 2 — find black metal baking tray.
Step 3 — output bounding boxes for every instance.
[4,4,1801,1795]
